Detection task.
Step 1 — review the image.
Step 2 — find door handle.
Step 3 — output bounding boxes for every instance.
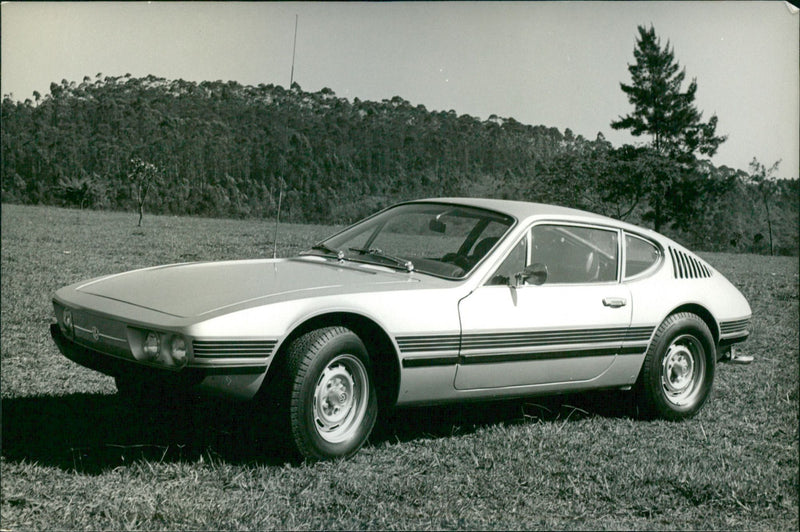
[603,297,627,308]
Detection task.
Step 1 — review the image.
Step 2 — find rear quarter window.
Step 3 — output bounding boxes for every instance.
[625,234,661,278]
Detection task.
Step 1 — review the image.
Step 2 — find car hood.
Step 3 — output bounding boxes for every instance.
[74,257,422,318]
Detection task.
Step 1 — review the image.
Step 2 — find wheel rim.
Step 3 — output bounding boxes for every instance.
[661,335,705,407]
[312,354,369,444]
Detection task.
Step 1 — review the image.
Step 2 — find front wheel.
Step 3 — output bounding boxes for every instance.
[285,327,378,460]
[636,313,716,420]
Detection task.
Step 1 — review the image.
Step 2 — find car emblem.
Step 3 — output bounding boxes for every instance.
[91,326,100,341]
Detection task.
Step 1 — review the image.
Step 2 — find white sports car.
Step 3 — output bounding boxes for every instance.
[51,198,752,460]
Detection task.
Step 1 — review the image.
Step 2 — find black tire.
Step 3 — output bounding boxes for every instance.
[636,312,716,420]
[284,326,378,460]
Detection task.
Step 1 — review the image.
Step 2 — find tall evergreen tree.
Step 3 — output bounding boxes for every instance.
[612,25,726,159]
[611,25,727,231]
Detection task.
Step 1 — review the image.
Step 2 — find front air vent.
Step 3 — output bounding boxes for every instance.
[720,318,751,336]
[192,340,276,359]
[668,247,712,279]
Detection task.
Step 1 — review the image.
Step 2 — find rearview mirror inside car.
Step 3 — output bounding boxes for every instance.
[429,219,447,233]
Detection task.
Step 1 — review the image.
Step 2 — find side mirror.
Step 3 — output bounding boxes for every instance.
[514,262,548,286]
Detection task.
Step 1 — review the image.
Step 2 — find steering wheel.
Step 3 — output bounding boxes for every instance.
[442,253,472,271]
[585,251,600,281]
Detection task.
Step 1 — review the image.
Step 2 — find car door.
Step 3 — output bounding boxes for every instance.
[455,222,632,390]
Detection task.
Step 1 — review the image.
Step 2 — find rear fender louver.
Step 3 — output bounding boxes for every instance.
[719,318,751,336]
[668,247,712,279]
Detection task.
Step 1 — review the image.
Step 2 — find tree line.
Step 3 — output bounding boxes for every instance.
[1,26,797,255]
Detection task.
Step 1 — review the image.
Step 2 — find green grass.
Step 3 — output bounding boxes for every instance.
[2,204,797,530]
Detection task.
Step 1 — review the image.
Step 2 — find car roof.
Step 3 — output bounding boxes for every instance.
[415,197,611,223]
[413,197,665,241]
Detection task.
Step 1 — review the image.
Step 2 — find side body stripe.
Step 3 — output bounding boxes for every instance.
[397,326,655,368]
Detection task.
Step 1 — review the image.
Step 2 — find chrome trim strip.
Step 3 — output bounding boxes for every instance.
[73,325,127,344]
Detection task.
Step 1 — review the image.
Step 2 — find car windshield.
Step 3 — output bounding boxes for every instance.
[304,203,515,279]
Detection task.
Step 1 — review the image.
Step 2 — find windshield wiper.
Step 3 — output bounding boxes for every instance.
[307,243,345,261]
[349,247,415,272]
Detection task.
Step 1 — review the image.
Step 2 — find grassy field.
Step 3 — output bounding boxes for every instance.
[2,203,797,530]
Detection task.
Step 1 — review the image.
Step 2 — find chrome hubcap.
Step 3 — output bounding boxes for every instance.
[313,354,369,443]
[662,335,705,406]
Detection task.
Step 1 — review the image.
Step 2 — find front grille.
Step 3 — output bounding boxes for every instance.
[192,340,276,359]
[70,311,131,358]
[668,247,712,279]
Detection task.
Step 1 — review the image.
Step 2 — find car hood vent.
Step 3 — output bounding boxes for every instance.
[668,247,712,279]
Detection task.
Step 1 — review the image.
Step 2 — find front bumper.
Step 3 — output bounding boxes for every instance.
[718,332,753,364]
[50,324,267,399]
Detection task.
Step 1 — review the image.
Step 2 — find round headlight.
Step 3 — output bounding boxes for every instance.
[171,336,187,365]
[143,332,160,360]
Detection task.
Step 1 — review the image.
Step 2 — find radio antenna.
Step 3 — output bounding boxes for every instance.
[272,184,283,259]
[289,14,298,87]
[274,15,296,259]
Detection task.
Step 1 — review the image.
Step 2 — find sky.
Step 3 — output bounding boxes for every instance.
[2,1,798,179]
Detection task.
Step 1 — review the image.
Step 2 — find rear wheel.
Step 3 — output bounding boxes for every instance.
[284,327,377,460]
[636,313,716,420]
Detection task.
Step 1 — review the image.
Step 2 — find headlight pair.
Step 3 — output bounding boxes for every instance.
[139,330,189,368]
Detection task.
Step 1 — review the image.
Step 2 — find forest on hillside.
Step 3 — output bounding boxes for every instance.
[2,74,797,255]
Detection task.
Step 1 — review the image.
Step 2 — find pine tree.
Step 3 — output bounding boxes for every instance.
[611,25,727,231]
[612,25,726,159]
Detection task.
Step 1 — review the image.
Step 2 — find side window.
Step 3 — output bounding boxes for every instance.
[487,237,528,285]
[624,234,660,278]
[531,225,618,284]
